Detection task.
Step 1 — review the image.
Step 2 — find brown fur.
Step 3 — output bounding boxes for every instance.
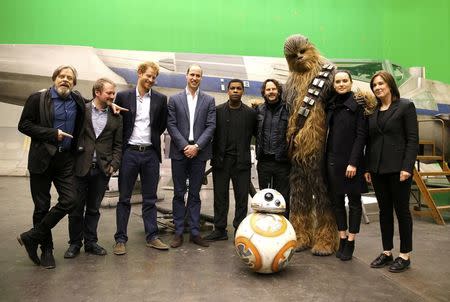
[283,34,338,255]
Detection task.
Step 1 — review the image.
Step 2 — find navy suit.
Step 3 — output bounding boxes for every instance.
[114,88,167,243]
[167,90,216,236]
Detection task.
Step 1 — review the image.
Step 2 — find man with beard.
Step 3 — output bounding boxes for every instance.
[205,79,256,241]
[254,79,291,218]
[113,61,168,255]
[64,78,123,258]
[17,65,86,268]
[167,64,216,248]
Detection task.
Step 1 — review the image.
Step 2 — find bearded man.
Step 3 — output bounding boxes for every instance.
[17,65,86,268]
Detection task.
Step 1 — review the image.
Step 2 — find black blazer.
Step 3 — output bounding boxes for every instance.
[366,98,418,174]
[211,102,256,170]
[75,102,123,177]
[18,88,85,174]
[115,88,167,163]
[326,92,368,194]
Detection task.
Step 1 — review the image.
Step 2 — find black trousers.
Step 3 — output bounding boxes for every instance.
[212,157,250,231]
[29,152,78,244]
[331,193,362,234]
[68,167,110,247]
[256,160,291,218]
[371,172,413,253]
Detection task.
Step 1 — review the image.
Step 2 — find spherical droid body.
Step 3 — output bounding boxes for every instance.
[235,189,297,274]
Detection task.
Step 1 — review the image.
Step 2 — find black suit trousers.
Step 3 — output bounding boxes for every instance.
[29,152,78,244]
[371,172,413,253]
[68,167,110,247]
[212,156,250,231]
[256,160,291,218]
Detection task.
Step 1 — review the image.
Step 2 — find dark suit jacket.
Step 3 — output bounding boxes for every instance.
[18,88,85,174]
[114,87,167,163]
[211,101,256,170]
[366,98,418,174]
[75,102,123,177]
[167,90,216,161]
[326,92,368,194]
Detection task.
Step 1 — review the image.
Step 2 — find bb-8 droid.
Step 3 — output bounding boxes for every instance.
[235,188,297,274]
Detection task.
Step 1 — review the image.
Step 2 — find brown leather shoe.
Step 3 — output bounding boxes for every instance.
[146,238,169,250]
[170,235,183,248]
[190,235,209,247]
[113,242,126,255]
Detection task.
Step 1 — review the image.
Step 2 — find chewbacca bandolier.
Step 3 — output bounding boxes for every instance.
[283,34,338,255]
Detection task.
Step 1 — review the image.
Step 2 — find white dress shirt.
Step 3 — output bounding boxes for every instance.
[128,87,151,145]
[186,87,199,142]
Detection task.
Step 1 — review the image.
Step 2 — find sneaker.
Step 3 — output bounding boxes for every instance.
[146,238,169,250]
[113,242,126,255]
[204,230,228,241]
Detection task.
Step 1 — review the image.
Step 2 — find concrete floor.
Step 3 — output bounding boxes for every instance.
[1,169,450,302]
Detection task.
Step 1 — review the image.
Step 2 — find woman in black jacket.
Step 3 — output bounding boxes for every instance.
[365,71,418,273]
[326,70,368,261]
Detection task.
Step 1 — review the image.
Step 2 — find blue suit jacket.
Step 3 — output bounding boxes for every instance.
[114,87,167,162]
[167,90,216,161]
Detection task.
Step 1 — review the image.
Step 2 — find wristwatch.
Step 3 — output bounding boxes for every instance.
[194,143,200,150]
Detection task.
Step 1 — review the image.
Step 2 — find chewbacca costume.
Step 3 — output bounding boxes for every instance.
[283,34,338,255]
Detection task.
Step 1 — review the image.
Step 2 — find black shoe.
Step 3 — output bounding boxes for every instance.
[85,243,107,256]
[336,238,347,259]
[204,230,228,241]
[389,257,410,273]
[64,244,81,259]
[17,231,40,265]
[40,247,56,269]
[370,253,394,268]
[189,235,209,247]
[340,240,355,261]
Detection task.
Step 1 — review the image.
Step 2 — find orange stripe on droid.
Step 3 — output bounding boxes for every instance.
[271,240,297,272]
[250,213,288,237]
[235,236,262,271]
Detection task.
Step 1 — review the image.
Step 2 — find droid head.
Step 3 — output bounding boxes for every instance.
[251,188,286,213]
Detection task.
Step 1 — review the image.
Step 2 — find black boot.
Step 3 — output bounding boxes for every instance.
[336,238,347,259]
[341,240,355,261]
[40,246,56,269]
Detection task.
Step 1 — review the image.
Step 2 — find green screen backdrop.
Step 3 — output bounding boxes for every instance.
[0,0,448,83]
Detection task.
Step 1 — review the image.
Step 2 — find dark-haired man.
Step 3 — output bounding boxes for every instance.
[255,79,291,218]
[64,78,122,258]
[205,79,256,241]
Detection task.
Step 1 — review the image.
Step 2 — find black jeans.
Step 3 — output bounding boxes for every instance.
[331,193,362,234]
[256,160,291,218]
[212,156,250,231]
[68,167,110,247]
[371,172,413,253]
[29,152,78,244]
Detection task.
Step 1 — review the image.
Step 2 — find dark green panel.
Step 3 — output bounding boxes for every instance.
[0,0,448,83]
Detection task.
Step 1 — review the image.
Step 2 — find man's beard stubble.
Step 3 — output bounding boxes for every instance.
[56,86,71,98]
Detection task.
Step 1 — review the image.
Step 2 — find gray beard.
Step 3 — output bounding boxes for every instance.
[56,86,71,98]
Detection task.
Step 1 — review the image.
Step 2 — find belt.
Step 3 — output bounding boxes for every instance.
[90,162,99,169]
[128,144,152,152]
[57,146,69,153]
